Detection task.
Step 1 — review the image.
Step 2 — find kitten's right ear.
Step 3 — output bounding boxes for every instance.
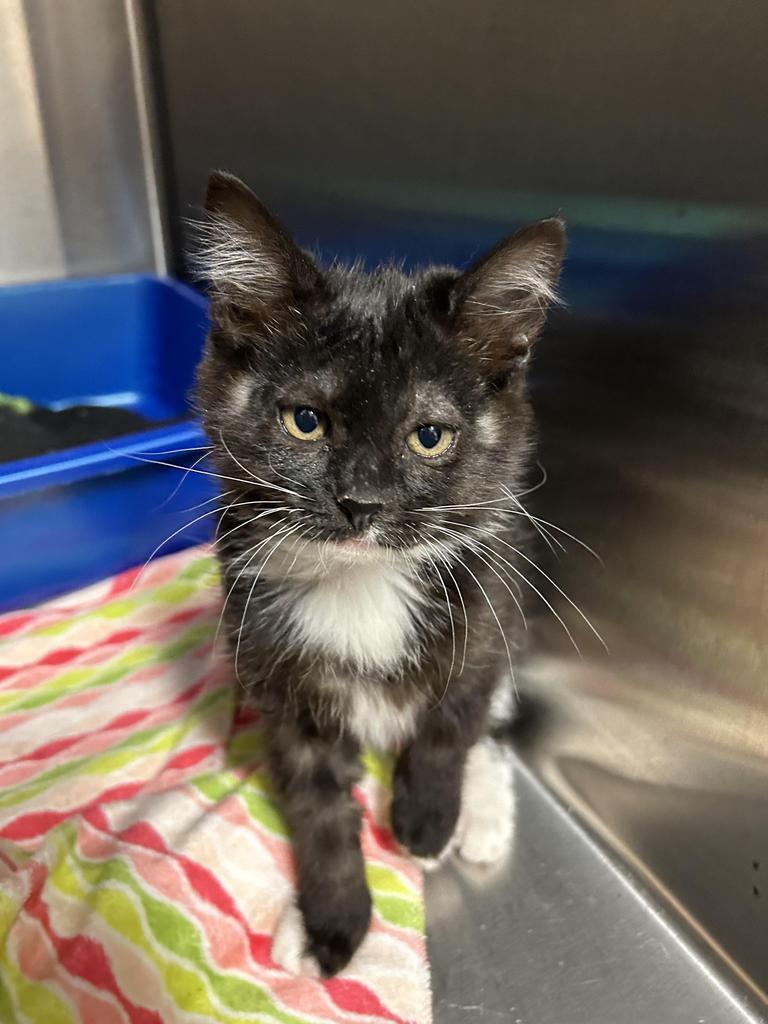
[194,171,323,328]
[451,218,565,376]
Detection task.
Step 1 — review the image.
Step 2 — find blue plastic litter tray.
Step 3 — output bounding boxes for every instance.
[0,274,216,613]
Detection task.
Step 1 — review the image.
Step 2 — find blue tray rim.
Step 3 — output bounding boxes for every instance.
[0,422,210,499]
[0,272,207,304]
[0,273,211,500]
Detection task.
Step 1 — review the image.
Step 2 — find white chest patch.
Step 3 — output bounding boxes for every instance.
[344,686,420,750]
[274,552,424,672]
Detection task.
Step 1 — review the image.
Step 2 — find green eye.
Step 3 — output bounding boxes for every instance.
[281,406,327,441]
[407,424,455,458]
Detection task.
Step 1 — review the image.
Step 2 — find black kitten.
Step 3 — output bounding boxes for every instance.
[194,172,564,977]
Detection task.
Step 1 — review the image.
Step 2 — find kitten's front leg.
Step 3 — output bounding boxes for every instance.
[391,713,467,862]
[392,709,514,868]
[267,713,371,978]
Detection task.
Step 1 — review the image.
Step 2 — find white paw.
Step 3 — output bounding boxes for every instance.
[271,902,321,978]
[455,738,515,866]
[455,806,513,864]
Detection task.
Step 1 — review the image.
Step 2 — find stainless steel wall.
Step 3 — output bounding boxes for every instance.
[156,0,768,217]
[0,0,167,285]
[154,0,768,1013]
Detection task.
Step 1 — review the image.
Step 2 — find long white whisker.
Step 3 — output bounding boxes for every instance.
[158,450,214,510]
[517,461,548,498]
[132,496,238,590]
[440,519,607,652]
[416,497,518,512]
[434,523,580,653]
[500,490,604,564]
[282,524,315,575]
[500,485,563,557]
[432,525,528,632]
[234,523,304,682]
[219,430,314,502]
[435,549,470,678]
[521,516,565,555]
[177,488,235,514]
[469,541,528,630]
[118,452,261,490]
[412,502,602,563]
[215,505,294,546]
[267,450,315,494]
[422,551,456,708]
[214,514,299,655]
[434,537,516,689]
[132,497,287,591]
[130,444,213,457]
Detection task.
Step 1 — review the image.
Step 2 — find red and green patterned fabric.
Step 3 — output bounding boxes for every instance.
[0,548,431,1024]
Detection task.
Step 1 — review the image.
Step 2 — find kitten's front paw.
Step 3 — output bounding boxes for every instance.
[455,738,514,866]
[301,881,372,977]
[272,884,372,978]
[455,802,513,864]
[391,772,460,861]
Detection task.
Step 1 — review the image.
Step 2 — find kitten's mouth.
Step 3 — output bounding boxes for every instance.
[333,536,377,551]
[326,533,393,561]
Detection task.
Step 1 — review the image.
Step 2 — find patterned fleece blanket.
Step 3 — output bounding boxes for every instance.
[0,547,431,1024]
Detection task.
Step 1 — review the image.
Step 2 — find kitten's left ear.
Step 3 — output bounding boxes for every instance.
[194,171,324,330]
[453,218,565,375]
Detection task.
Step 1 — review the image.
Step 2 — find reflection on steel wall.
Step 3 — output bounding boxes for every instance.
[524,274,768,1002]
[154,0,768,1015]
[156,0,768,219]
[0,0,167,285]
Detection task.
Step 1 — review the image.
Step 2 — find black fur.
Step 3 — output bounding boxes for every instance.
[194,171,564,975]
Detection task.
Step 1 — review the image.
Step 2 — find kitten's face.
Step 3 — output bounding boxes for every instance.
[195,173,564,562]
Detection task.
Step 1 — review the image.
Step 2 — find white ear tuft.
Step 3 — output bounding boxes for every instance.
[455,218,565,371]
[191,171,322,316]
[481,247,561,311]
[191,212,289,303]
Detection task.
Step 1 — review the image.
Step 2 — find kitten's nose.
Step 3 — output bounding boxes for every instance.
[337,496,384,532]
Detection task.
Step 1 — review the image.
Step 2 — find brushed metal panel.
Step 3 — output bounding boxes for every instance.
[427,758,764,1024]
[0,0,167,284]
[0,0,65,283]
[519,275,768,1002]
[155,0,768,223]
